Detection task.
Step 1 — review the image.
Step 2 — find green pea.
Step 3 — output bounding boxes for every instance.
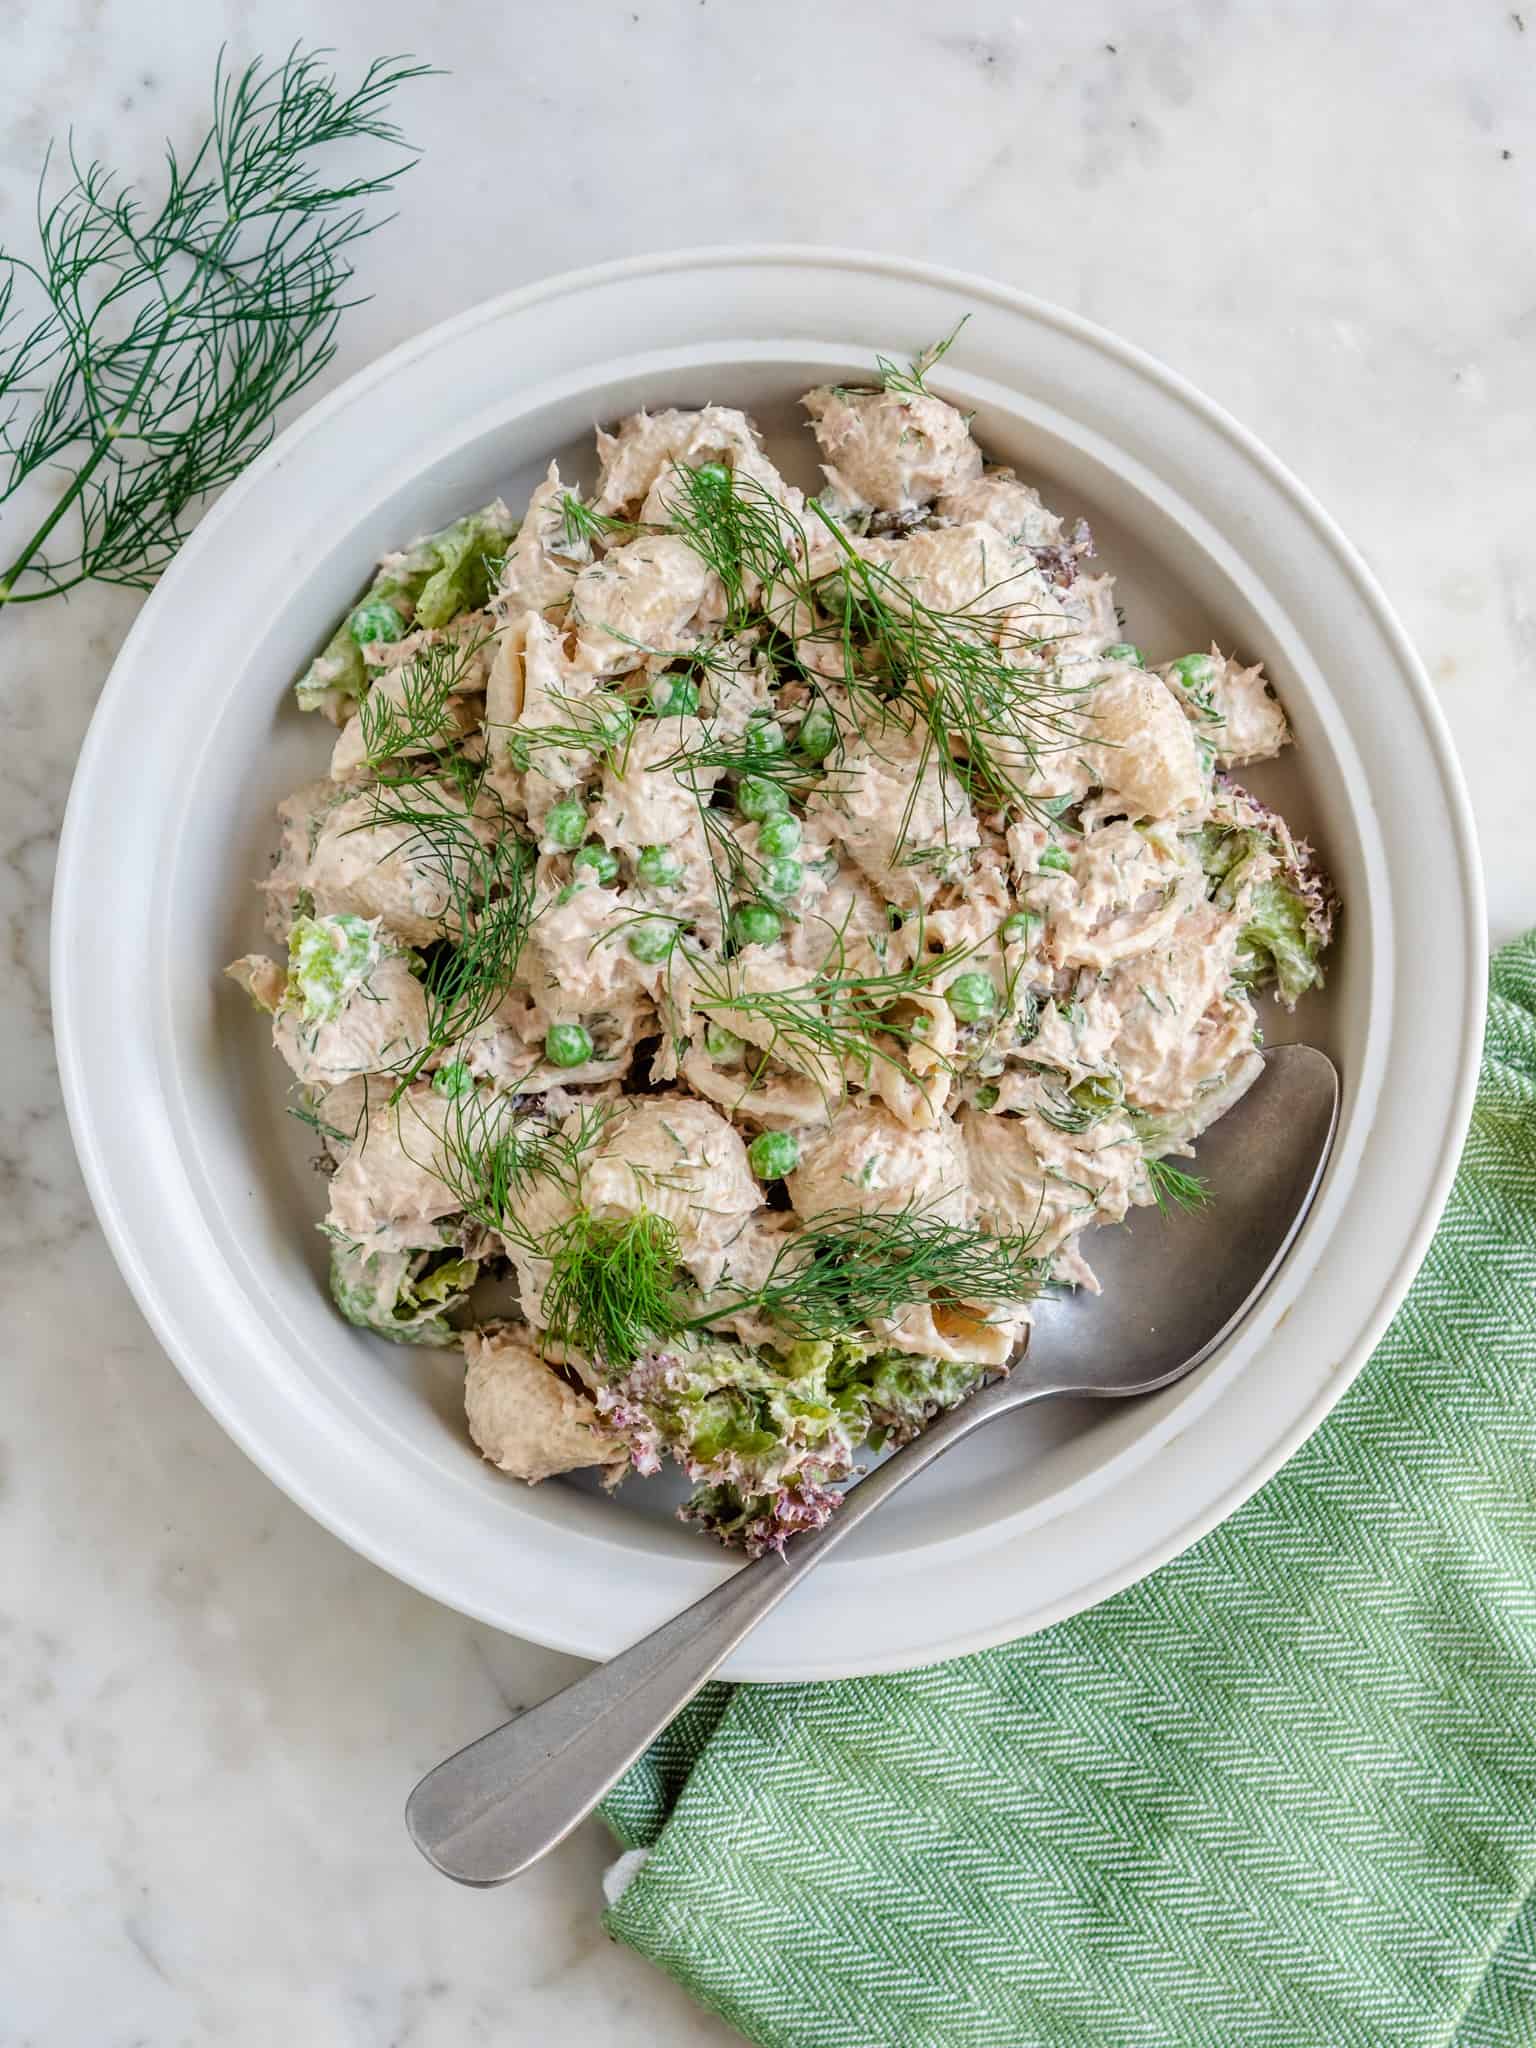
[1038,845,1072,875]
[545,1023,594,1068]
[572,842,619,884]
[650,675,700,717]
[1000,912,1036,945]
[731,903,782,949]
[761,856,803,901]
[348,599,407,648]
[748,1129,800,1180]
[974,1084,1000,1110]
[1101,641,1144,667]
[946,971,998,1023]
[637,844,683,888]
[743,717,786,760]
[703,1022,745,1063]
[1169,652,1218,691]
[627,920,674,963]
[757,813,802,858]
[595,699,635,745]
[797,702,837,762]
[694,461,730,487]
[737,775,789,822]
[543,799,586,850]
[432,1060,473,1099]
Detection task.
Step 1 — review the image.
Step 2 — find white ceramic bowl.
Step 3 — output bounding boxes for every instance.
[53,249,1483,1679]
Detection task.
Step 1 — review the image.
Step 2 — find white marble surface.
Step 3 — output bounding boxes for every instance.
[3,3,1532,2041]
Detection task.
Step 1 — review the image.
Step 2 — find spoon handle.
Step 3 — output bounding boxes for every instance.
[405,1372,1035,1886]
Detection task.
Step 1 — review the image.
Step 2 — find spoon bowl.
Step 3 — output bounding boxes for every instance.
[407,1043,1339,1887]
[1023,1043,1341,1399]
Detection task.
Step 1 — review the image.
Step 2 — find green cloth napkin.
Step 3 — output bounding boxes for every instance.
[601,933,1536,2048]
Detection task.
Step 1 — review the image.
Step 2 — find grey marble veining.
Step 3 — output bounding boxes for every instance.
[3,2,1531,2041]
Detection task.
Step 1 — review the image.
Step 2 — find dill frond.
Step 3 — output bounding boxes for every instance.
[287,1093,357,1148]
[874,315,971,399]
[724,1203,1043,1340]
[433,1090,612,1239]
[358,629,490,768]
[0,48,432,605]
[559,492,632,550]
[1145,1156,1213,1214]
[691,925,977,1099]
[804,504,1088,832]
[661,461,804,629]
[356,774,537,1090]
[649,718,841,796]
[496,686,637,774]
[543,1209,688,1368]
[418,841,537,1068]
[654,461,1087,854]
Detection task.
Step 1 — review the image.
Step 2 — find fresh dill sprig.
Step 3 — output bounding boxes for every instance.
[1145,1156,1213,1214]
[716,1203,1042,1340]
[654,461,1088,854]
[661,461,803,630]
[560,492,632,551]
[496,685,637,774]
[512,1194,1038,1369]
[691,924,978,1098]
[0,47,432,606]
[875,315,971,400]
[433,1090,612,1239]
[543,1209,688,1368]
[358,628,490,768]
[433,1094,694,1368]
[651,716,838,794]
[356,774,537,1090]
[416,841,537,1076]
[477,540,512,592]
[439,1113,1041,1363]
[805,503,1087,835]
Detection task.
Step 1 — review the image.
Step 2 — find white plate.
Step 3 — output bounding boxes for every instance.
[53,249,1484,1679]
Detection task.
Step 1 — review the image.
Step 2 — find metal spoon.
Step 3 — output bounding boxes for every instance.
[407,1043,1338,1887]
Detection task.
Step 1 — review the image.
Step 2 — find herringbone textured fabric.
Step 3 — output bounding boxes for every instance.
[602,934,1536,2048]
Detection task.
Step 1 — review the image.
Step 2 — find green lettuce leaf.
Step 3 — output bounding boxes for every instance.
[596,1335,990,1554]
[1235,875,1328,1005]
[1191,781,1336,1009]
[329,1242,478,1346]
[294,501,516,717]
[412,506,516,629]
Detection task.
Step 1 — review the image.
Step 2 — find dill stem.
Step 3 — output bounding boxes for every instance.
[1,167,224,601]
[0,298,182,605]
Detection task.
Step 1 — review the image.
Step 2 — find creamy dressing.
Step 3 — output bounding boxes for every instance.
[463,1324,623,1484]
[802,382,982,514]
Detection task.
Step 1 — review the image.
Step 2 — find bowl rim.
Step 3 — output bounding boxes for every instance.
[52,245,1486,1676]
